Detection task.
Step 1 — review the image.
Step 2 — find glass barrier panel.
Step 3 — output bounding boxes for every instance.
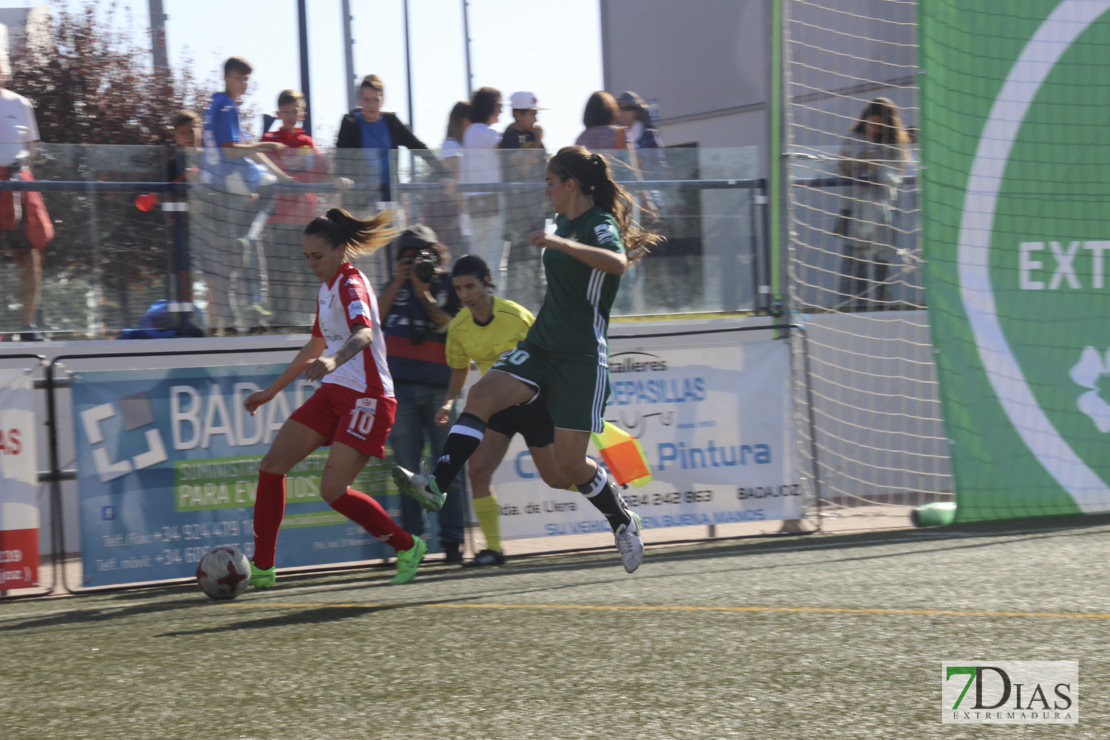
[1,143,170,338]
[788,143,922,312]
[394,146,765,317]
[3,144,767,340]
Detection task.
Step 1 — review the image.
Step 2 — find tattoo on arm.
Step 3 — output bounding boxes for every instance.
[332,326,373,368]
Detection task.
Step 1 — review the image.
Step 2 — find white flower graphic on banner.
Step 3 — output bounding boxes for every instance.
[1070,346,1110,433]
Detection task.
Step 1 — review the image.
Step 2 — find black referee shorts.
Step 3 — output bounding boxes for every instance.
[486,394,556,448]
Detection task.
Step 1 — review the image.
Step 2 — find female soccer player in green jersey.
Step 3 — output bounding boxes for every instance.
[394,146,662,572]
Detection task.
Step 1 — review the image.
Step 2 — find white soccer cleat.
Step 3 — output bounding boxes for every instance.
[391,463,446,513]
[614,511,644,573]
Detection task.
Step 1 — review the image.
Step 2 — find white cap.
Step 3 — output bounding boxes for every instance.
[509,91,545,111]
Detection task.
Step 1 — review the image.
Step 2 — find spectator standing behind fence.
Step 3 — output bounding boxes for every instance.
[460,87,507,289]
[575,91,631,155]
[611,91,665,314]
[261,90,332,330]
[394,146,665,574]
[165,110,199,304]
[616,90,667,189]
[335,74,449,211]
[440,102,471,182]
[498,91,549,310]
[0,66,53,342]
[835,97,909,312]
[437,254,571,567]
[418,100,471,256]
[200,57,291,335]
[378,225,466,564]
[243,208,428,589]
[616,92,663,151]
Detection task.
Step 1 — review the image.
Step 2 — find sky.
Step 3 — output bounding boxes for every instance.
[35,0,605,150]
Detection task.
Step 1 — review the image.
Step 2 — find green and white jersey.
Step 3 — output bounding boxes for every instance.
[527,205,624,357]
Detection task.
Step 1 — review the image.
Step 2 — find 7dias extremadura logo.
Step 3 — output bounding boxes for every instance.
[942,661,1077,724]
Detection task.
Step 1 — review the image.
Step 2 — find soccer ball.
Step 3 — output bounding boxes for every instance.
[196,547,251,600]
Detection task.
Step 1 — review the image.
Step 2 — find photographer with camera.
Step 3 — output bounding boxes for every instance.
[378,225,466,562]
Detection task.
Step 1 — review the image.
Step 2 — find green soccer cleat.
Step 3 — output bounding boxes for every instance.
[391,535,427,585]
[250,561,276,589]
[391,463,446,513]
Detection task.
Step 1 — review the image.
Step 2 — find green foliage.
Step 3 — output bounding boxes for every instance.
[0,1,219,334]
[8,0,209,145]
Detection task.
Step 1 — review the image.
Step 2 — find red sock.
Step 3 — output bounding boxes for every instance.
[252,471,286,570]
[330,488,414,553]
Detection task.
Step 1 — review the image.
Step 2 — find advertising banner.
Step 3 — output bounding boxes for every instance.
[72,365,402,587]
[491,335,800,539]
[0,369,39,589]
[921,1,1110,520]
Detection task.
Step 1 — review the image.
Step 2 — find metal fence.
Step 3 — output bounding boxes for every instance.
[0,144,771,340]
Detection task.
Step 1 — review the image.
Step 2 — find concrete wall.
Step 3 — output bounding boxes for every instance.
[600,0,769,154]
[798,311,952,502]
[599,0,918,152]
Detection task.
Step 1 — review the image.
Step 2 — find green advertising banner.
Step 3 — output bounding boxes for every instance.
[921,1,1110,521]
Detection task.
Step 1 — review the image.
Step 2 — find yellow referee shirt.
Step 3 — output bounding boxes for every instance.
[445,296,535,375]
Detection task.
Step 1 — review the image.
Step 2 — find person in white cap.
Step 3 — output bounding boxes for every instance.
[499,92,548,309]
[500,91,545,152]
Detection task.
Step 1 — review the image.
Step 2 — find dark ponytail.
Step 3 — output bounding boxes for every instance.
[547,146,662,262]
[303,208,398,258]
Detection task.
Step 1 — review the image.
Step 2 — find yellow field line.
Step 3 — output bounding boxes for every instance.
[219,602,1110,620]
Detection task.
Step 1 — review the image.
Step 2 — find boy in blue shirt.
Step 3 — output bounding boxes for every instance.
[335,74,450,209]
[199,56,291,334]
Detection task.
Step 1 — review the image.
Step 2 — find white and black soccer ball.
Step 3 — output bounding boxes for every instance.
[196,546,251,600]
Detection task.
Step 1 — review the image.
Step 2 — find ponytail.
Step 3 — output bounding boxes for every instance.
[303,208,398,258]
[548,146,663,262]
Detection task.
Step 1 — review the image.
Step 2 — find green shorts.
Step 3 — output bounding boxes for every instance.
[490,338,609,433]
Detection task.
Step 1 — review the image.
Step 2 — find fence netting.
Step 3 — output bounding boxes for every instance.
[783,0,953,510]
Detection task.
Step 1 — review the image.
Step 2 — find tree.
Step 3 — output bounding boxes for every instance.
[1,1,214,334]
[9,0,209,145]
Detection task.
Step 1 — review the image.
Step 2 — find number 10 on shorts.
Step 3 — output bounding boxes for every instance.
[349,397,378,435]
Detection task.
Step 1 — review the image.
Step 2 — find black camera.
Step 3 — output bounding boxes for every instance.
[412,249,438,283]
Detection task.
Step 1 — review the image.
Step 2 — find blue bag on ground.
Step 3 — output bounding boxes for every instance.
[118,300,206,339]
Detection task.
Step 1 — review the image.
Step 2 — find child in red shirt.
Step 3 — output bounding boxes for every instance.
[261,90,332,330]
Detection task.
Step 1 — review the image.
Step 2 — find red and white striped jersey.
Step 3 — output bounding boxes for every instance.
[311,262,394,397]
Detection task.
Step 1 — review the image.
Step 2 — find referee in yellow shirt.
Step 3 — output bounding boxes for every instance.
[436,255,571,566]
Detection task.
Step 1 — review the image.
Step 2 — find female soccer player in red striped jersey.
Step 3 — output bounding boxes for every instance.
[243,208,427,588]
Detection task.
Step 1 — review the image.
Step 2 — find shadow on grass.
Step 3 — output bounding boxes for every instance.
[0,598,205,632]
[8,513,1110,632]
[154,603,404,635]
[153,588,506,636]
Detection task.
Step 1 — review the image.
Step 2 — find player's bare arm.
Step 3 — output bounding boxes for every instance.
[437,367,470,425]
[245,335,327,415]
[527,232,629,275]
[303,324,374,382]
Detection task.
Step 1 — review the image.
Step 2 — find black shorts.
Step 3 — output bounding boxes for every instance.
[486,395,555,448]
